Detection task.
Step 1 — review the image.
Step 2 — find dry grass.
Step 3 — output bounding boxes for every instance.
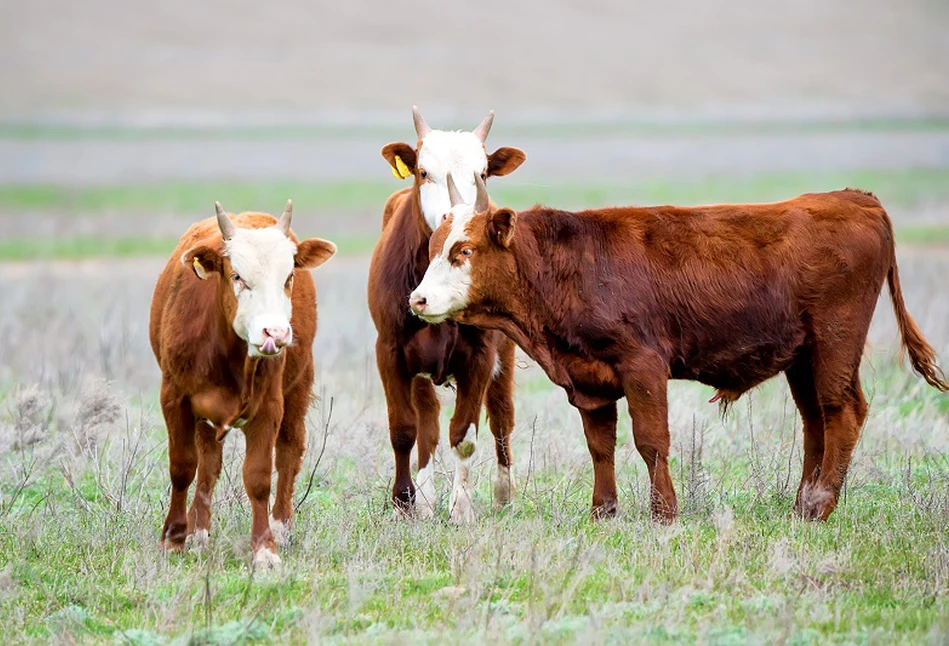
[0,251,948,643]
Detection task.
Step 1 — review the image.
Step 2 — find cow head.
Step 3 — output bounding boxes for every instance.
[409,173,517,323]
[183,201,336,357]
[380,106,525,232]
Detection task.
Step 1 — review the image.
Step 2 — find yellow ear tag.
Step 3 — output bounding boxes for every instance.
[192,256,208,280]
[392,155,412,180]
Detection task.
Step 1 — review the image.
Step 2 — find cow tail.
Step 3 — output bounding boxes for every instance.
[882,211,949,392]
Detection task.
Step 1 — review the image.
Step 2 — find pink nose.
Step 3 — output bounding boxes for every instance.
[263,327,292,347]
[409,294,427,315]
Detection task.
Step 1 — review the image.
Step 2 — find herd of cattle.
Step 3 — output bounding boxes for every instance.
[148,107,948,568]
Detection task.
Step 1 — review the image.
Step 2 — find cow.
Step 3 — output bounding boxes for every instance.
[409,174,948,522]
[149,201,336,567]
[369,106,526,522]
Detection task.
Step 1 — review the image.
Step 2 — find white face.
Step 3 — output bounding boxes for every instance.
[410,202,477,323]
[224,227,298,357]
[416,130,488,232]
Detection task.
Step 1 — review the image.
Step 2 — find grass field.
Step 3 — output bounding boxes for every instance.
[2,167,949,262]
[0,243,947,643]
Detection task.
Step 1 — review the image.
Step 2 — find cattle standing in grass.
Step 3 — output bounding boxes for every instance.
[149,202,336,566]
[369,107,526,522]
[410,175,948,522]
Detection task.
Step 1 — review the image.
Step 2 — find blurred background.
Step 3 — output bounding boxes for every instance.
[1,0,947,253]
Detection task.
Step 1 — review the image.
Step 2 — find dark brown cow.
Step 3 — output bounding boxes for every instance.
[410,175,948,522]
[150,202,335,566]
[370,107,525,522]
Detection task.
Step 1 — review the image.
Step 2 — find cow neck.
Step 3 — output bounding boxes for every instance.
[214,354,262,442]
[468,221,578,397]
[403,182,434,284]
[211,278,266,442]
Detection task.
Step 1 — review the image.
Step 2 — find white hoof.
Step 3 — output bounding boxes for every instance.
[493,465,515,508]
[270,519,290,548]
[415,463,437,519]
[185,529,209,551]
[450,489,475,525]
[252,547,282,570]
[450,425,477,525]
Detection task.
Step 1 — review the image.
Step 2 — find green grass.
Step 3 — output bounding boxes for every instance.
[1,167,948,262]
[1,434,948,643]
[1,242,948,644]
[2,115,948,141]
[3,167,949,216]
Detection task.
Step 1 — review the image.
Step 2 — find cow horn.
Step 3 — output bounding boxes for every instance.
[472,110,494,142]
[446,172,464,209]
[215,201,236,240]
[474,172,489,212]
[276,199,292,235]
[412,105,432,139]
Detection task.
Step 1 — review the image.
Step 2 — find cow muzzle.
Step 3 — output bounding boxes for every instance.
[409,291,449,323]
[257,326,292,356]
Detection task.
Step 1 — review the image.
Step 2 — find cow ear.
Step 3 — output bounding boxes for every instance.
[182,245,222,280]
[295,237,337,269]
[381,143,417,179]
[487,208,517,248]
[487,147,526,177]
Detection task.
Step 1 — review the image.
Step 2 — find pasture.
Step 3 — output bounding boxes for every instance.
[1,160,948,642]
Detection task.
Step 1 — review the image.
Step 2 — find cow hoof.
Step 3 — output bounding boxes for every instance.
[415,463,437,519]
[270,520,290,548]
[159,539,186,553]
[493,465,515,509]
[449,493,475,525]
[590,501,618,520]
[252,548,282,570]
[186,529,210,551]
[795,484,835,521]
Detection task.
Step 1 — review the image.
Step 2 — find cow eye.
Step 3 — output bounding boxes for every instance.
[231,273,241,283]
[462,248,473,257]
[419,169,428,179]
[480,171,487,180]
[285,274,294,289]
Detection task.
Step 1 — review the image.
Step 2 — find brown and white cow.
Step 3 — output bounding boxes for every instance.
[149,201,336,566]
[369,107,525,522]
[410,175,948,522]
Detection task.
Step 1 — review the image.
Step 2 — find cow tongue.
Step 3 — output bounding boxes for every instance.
[261,337,278,355]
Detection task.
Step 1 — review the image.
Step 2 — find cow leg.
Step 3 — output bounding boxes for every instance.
[159,382,197,551]
[802,373,868,521]
[447,352,495,525]
[186,422,222,550]
[271,370,310,547]
[785,360,825,515]
[242,417,280,568]
[376,339,418,514]
[412,375,440,519]
[625,371,677,522]
[578,402,619,518]
[485,338,516,509]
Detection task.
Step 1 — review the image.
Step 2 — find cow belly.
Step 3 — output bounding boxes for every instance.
[561,354,625,403]
[404,324,460,385]
[673,330,803,393]
[191,388,244,428]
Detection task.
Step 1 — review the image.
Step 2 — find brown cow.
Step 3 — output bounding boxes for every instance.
[370,107,525,522]
[149,201,336,567]
[410,174,948,522]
